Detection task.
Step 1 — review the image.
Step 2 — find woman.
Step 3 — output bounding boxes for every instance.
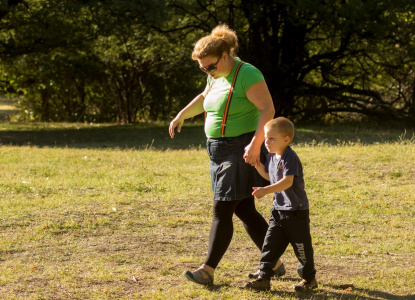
[169,24,284,285]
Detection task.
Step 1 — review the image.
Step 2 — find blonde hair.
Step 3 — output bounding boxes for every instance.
[265,117,295,142]
[191,24,239,60]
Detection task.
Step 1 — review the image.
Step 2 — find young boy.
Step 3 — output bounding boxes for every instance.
[244,117,318,292]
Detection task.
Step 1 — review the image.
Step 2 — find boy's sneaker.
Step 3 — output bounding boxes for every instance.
[244,278,271,291]
[247,263,286,279]
[274,263,287,277]
[293,278,318,291]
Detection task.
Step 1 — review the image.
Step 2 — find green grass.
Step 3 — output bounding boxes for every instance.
[0,122,414,299]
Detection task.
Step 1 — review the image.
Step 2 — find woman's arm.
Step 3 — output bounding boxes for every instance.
[244,80,275,166]
[169,84,210,138]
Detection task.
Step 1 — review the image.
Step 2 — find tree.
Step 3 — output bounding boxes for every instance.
[159,0,415,124]
[0,0,25,20]
[1,0,415,124]
[0,0,202,122]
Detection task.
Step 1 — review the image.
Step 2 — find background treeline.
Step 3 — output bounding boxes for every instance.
[0,0,414,124]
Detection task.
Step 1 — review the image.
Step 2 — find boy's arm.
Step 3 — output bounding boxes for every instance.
[255,162,270,181]
[252,175,294,199]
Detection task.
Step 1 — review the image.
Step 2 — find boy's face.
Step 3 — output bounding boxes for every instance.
[264,126,291,155]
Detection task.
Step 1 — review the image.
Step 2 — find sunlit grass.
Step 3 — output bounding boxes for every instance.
[0,123,414,299]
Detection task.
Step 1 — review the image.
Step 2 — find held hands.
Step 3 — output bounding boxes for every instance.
[169,115,184,138]
[252,187,266,199]
[243,142,261,167]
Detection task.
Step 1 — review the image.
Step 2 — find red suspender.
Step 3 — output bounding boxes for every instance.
[220,62,244,137]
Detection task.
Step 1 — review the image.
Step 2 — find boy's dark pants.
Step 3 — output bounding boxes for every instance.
[259,208,316,281]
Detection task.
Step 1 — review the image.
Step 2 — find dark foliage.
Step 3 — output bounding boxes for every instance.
[1,0,414,125]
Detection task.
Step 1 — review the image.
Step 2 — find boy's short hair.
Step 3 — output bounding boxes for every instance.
[265,117,295,142]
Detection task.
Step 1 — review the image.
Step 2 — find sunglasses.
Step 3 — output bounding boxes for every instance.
[199,56,221,73]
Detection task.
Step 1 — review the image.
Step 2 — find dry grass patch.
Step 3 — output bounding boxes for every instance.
[0,123,414,299]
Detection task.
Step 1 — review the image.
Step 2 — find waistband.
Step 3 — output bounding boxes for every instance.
[207,131,255,143]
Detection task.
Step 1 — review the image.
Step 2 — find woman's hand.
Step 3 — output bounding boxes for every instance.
[169,114,184,138]
[243,142,261,167]
[168,92,207,139]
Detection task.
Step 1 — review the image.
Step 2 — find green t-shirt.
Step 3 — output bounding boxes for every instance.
[204,58,264,138]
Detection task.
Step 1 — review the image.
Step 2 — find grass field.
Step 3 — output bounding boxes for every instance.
[0,122,414,299]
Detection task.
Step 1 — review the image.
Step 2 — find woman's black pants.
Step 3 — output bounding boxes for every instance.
[204,197,269,268]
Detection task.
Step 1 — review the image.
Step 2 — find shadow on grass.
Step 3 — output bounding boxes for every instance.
[323,284,415,300]
[206,278,413,300]
[0,123,207,150]
[0,122,413,150]
[264,288,413,300]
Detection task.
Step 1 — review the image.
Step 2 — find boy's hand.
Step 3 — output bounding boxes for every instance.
[252,187,266,199]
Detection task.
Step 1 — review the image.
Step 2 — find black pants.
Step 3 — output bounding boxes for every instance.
[204,197,269,269]
[259,208,316,281]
